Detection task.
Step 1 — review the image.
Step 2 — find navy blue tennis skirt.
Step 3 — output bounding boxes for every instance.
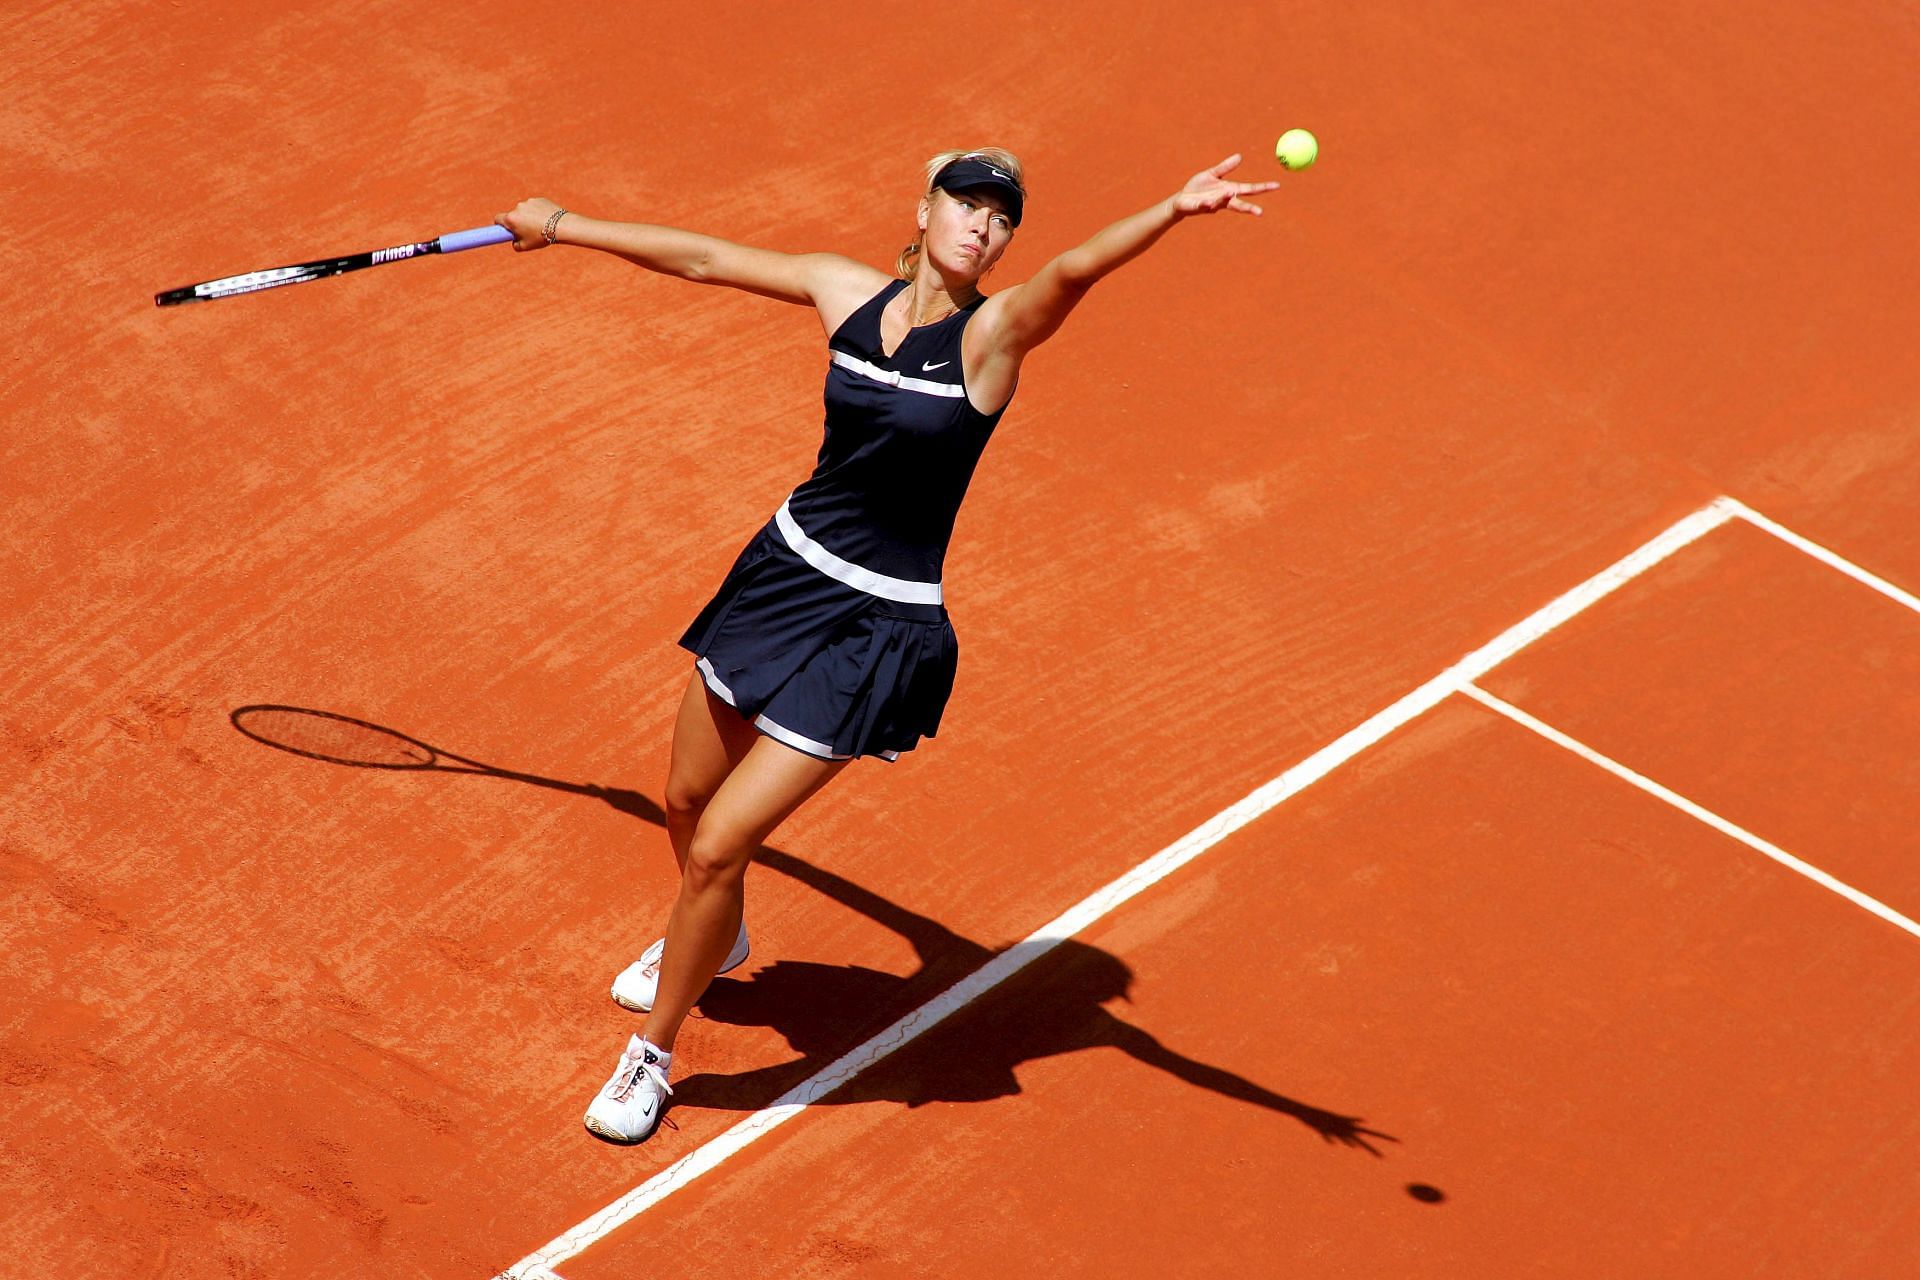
[677,520,958,763]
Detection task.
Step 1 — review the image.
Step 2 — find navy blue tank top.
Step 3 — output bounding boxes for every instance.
[781,279,1010,590]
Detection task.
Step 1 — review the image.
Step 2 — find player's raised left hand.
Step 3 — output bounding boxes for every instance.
[1171,155,1280,218]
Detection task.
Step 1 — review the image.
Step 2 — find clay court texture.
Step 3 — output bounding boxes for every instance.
[6,2,1920,1277]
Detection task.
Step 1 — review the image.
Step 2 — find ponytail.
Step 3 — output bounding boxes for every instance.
[895,240,923,281]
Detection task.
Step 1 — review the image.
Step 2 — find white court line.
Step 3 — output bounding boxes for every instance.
[1462,684,1920,940]
[1725,499,1920,616]
[494,496,1743,1279]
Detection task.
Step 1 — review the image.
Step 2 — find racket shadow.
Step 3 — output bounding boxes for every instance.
[226,702,665,824]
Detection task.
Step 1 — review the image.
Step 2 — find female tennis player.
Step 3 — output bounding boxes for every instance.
[497,149,1279,1143]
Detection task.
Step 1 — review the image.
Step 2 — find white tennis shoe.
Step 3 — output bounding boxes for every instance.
[610,921,752,1012]
[583,1034,674,1144]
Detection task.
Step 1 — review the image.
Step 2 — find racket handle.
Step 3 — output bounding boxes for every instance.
[438,224,516,253]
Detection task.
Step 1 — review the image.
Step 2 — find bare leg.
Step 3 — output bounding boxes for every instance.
[663,670,762,872]
[641,736,850,1052]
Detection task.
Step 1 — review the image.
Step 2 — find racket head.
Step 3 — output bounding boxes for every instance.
[153,231,475,307]
[231,705,443,769]
[155,265,335,306]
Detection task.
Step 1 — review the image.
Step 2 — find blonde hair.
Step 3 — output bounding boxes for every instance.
[896,147,1027,280]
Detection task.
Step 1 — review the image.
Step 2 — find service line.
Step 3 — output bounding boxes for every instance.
[495,496,1742,1279]
[1722,498,1920,618]
[1462,684,1920,939]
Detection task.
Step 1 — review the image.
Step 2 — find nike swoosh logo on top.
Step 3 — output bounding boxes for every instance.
[922,360,950,371]
[988,167,1010,179]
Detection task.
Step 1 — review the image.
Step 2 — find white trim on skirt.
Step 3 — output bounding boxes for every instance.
[697,656,901,764]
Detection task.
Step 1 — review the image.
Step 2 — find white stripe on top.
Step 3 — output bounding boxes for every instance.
[775,499,944,605]
[829,350,965,398]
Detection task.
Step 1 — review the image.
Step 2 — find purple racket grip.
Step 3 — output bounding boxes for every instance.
[437,224,516,253]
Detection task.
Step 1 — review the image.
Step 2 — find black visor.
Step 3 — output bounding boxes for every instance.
[933,155,1025,227]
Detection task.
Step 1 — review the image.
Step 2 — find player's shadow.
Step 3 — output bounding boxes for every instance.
[679,846,1393,1155]
[229,704,1391,1155]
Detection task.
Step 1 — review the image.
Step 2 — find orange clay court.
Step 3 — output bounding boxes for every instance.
[6,2,1920,1277]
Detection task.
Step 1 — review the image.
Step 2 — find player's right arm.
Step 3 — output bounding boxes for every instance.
[496,198,887,334]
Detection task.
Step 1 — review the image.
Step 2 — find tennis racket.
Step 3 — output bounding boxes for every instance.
[230,704,665,823]
[155,223,514,306]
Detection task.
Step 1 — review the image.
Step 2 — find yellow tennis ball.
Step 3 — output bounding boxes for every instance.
[1276,128,1319,171]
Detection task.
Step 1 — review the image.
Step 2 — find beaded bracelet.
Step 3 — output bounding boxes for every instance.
[543,208,570,244]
